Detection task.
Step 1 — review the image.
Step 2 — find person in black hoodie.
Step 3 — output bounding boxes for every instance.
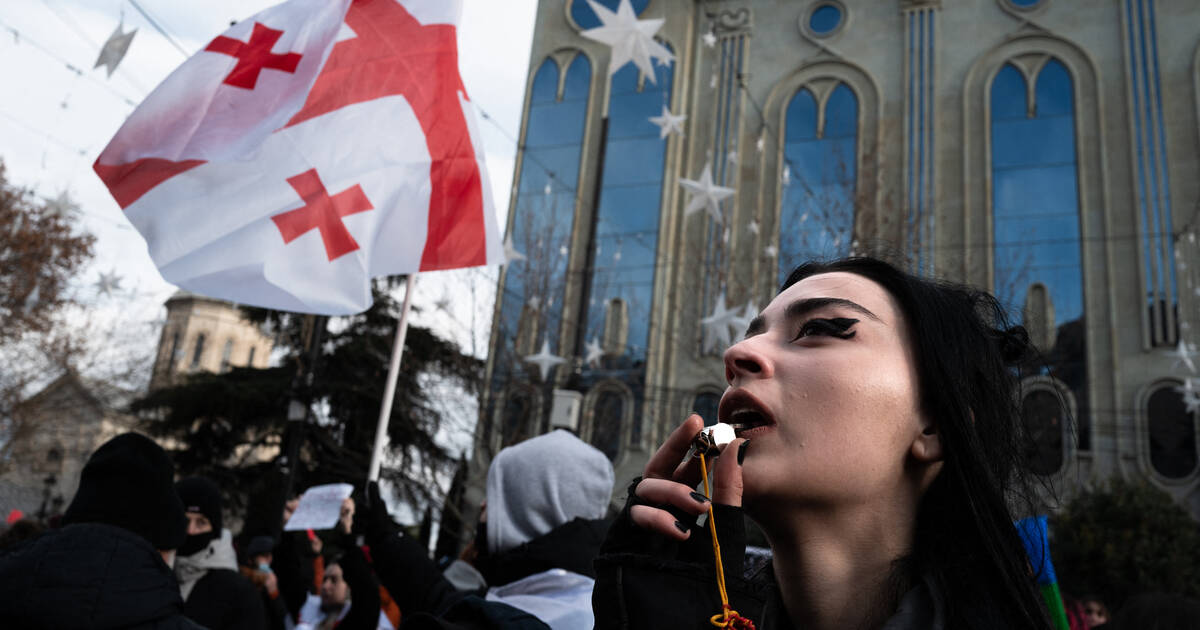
[175,476,268,630]
[0,432,202,629]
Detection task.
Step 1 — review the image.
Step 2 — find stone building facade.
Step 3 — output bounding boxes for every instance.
[474,0,1200,519]
[150,290,274,390]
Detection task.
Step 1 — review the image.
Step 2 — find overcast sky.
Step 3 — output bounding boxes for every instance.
[0,0,537,357]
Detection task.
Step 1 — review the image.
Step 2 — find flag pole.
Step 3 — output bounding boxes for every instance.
[368,273,417,482]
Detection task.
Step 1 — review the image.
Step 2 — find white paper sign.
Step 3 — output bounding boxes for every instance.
[284,483,353,531]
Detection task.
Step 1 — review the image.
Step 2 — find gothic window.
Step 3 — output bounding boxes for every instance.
[220,339,234,372]
[582,48,673,368]
[1146,384,1198,480]
[991,59,1089,450]
[247,346,256,367]
[191,333,207,369]
[778,83,857,284]
[168,330,181,373]
[1021,387,1065,475]
[569,0,649,29]
[492,53,590,387]
[590,390,626,461]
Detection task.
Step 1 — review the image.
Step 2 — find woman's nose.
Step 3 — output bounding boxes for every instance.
[723,338,772,383]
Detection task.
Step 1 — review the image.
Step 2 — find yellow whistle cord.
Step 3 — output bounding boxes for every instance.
[699,452,755,630]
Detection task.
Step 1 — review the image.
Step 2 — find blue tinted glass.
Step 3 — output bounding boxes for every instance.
[491,55,590,389]
[1035,60,1074,117]
[809,5,842,35]
[778,84,857,283]
[991,65,1027,121]
[581,49,673,367]
[990,57,1087,456]
[1010,0,1042,6]
[571,0,650,29]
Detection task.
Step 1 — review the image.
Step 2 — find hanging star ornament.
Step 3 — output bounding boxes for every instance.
[524,338,566,381]
[727,301,758,341]
[726,150,738,166]
[747,220,759,235]
[700,292,738,353]
[679,162,736,223]
[580,0,674,82]
[502,233,526,264]
[44,191,79,221]
[1177,378,1200,414]
[95,270,122,297]
[702,30,717,48]
[1170,339,1197,373]
[94,22,137,78]
[764,245,778,258]
[649,105,686,139]
[585,337,604,368]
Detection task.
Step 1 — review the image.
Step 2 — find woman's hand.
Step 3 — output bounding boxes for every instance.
[630,413,747,541]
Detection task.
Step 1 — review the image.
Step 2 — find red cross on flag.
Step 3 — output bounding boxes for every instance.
[93,0,504,314]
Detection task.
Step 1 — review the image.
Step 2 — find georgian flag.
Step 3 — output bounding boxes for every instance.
[94,0,504,315]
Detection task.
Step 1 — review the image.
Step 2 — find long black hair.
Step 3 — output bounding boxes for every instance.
[781,256,1053,629]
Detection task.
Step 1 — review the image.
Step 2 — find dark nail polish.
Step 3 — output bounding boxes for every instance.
[689,491,710,504]
[674,520,690,534]
[737,440,749,465]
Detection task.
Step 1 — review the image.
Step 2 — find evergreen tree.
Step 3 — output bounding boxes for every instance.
[131,278,482,526]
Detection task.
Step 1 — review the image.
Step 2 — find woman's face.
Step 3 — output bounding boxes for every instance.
[721,271,930,510]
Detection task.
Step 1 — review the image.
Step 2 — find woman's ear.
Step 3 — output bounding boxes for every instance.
[911,418,943,463]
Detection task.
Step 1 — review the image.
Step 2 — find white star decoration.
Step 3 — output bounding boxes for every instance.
[726,150,738,166]
[95,270,122,297]
[702,30,717,48]
[585,337,604,368]
[580,0,674,83]
[94,22,137,78]
[781,167,791,187]
[649,105,686,139]
[44,191,79,221]
[527,295,541,311]
[502,233,525,264]
[747,220,759,235]
[1177,378,1200,415]
[728,302,758,340]
[524,338,566,381]
[679,162,736,223]
[1170,339,1197,374]
[764,245,778,258]
[700,292,737,353]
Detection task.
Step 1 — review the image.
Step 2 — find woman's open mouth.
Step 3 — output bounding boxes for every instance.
[718,390,777,438]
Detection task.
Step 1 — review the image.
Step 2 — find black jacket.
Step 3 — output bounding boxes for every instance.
[475,516,611,586]
[182,567,269,630]
[364,528,549,630]
[593,489,944,630]
[0,523,205,630]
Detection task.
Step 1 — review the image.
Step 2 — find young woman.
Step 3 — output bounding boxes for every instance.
[594,257,1054,629]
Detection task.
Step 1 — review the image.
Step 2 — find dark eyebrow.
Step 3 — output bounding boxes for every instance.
[744,297,882,337]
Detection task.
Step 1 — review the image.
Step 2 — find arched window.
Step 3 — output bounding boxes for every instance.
[778,83,857,283]
[570,0,649,29]
[1021,387,1066,475]
[1146,384,1197,480]
[590,390,625,461]
[581,49,673,369]
[693,391,721,427]
[220,339,234,372]
[501,389,534,448]
[991,59,1089,450]
[247,346,256,367]
[190,333,207,369]
[492,53,590,386]
[167,330,181,373]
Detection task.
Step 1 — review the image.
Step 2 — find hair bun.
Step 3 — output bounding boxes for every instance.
[991,325,1032,365]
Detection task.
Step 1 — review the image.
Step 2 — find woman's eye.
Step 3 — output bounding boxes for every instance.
[793,317,858,340]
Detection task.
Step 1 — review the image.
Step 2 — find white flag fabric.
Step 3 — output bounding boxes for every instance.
[94,0,503,315]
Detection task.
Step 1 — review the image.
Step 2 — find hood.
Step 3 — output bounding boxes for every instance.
[175,527,238,600]
[486,429,614,554]
[0,523,185,629]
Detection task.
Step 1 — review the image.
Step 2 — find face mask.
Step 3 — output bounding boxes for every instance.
[179,530,218,556]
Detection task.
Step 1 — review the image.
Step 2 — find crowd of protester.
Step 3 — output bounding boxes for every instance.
[1,256,1198,629]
